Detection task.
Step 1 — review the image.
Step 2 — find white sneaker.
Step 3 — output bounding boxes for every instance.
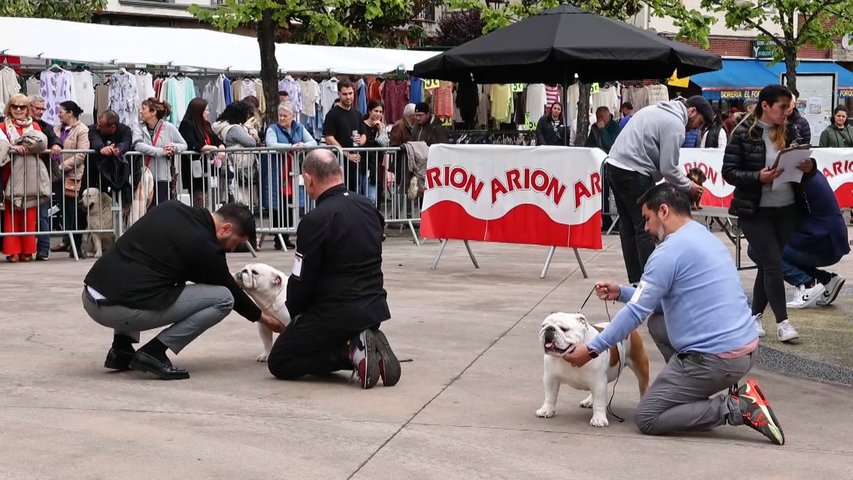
[777,319,799,343]
[754,313,766,338]
[786,283,826,309]
[817,275,845,306]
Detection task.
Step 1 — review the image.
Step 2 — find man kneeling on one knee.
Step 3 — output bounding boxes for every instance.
[564,184,785,445]
[83,201,284,380]
[266,149,401,389]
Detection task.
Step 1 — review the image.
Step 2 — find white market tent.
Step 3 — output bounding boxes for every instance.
[0,16,440,74]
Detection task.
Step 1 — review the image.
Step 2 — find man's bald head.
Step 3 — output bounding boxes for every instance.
[303,149,343,182]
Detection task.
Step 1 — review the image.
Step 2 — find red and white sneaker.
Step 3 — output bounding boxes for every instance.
[732,379,785,445]
[348,330,380,389]
[374,329,401,387]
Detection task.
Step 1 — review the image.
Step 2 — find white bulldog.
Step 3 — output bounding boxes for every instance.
[536,312,650,427]
[234,263,292,362]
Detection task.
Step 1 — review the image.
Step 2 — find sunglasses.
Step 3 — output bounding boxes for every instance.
[11,104,28,110]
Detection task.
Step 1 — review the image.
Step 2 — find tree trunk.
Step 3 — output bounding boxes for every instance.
[575,82,591,147]
[258,9,279,128]
[784,50,798,98]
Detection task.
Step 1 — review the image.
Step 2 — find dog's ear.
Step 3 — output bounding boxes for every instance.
[577,314,589,327]
[273,274,282,286]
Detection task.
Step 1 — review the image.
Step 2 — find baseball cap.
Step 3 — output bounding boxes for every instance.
[685,95,714,126]
[414,102,430,114]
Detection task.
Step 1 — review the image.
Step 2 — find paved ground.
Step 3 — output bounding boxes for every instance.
[1,232,852,479]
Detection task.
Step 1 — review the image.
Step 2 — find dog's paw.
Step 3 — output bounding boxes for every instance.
[590,414,609,428]
[535,407,555,418]
[256,352,269,362]
[579,395,593,409]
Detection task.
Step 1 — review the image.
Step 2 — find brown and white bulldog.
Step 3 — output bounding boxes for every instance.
[536,312,650,427]
[234,263,292,362]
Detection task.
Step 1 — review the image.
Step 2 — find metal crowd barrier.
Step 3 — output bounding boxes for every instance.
[1,144,425,263]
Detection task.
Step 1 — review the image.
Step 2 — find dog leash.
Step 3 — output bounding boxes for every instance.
[578,285,625,423]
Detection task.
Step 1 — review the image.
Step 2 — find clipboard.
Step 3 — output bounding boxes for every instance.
[771,144,812,190]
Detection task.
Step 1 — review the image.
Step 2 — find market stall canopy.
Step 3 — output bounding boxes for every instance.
[412,3,721,84]
[691,58,853,100]
[0,16,440,74]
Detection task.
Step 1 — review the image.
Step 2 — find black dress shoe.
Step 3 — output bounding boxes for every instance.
[104,348,134,370]
[129,351,190,380]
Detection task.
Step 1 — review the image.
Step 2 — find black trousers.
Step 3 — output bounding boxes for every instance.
[605,163,657,284]
[267,314,375,380]
[739,205,800,323]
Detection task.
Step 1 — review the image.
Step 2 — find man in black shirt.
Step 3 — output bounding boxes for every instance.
[82,202,284,380]
[267,149,401,389]
[322,78,366,193]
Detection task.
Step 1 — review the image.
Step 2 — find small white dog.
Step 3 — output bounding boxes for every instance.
[78,187,115,258]
[536,312,650,427]
[234,263,292,361]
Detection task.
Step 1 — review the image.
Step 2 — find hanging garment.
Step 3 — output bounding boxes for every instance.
[409,77,424,105]
[278,75,302,114]
[136,72,155,103]
[40,68,75,126]
[25,76,40,97]
[0,66,22,112]
[299,78,320,117]
[71,70,96,125]
[477,84,490,128]
[432,81,454,119]
[355,78,368,115]
[383,79,409,124]
[489,84,513,124]
[319,78,340,121]
[525,83,547,122]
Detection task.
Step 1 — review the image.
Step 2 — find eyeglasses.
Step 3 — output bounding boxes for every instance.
[32,106,46,112]
[10,104,28,110]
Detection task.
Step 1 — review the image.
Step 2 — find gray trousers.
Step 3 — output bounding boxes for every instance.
[636,313,754,435]
[82,285,234,354]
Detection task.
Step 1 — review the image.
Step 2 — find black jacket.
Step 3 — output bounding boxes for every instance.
[286,184,390,328]
[722,120,815,217]
[84,201,261,321]
[178,120,223,189]
[536,115,569,146]
[36,119,62,148]
[87,123,135,200]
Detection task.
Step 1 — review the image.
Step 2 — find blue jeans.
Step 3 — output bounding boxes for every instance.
[748,244,841,287]
[37,201,51,252]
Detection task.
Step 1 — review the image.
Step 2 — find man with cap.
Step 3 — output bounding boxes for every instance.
[604,95,712,284]
[411,102,449,146]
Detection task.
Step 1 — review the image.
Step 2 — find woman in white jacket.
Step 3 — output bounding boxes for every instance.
[132,97,187,206]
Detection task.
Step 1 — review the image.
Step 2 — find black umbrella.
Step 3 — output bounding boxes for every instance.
[413,3,720,146]
[413,3,721,85]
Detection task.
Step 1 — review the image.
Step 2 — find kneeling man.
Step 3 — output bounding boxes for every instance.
[564,184,785,445]
[267,149,401,389]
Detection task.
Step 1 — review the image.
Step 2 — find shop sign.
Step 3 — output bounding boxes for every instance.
[751,40,775,59]
[719,89,761,99]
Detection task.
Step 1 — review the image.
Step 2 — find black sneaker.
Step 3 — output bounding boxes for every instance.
[373,330,401,387]
[35,249,49,261]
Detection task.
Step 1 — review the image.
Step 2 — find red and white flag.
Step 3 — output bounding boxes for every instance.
[420,145,606,249]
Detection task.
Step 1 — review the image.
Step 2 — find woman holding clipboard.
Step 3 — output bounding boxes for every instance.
[722,84,817,343]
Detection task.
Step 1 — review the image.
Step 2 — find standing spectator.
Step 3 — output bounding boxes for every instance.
[361,99,391,204]
[411,102,449,146]
[605,96,710,284]
[818,106,853,148]
[701,106,728,148]
[241,96,264,144]
[787,95,811,145]
[179,98,225,208]
[212,100,260,214]
[87,110,133,208]
[53,101,90,257]
[132,98,187,206]
[722,84,814,342]
[618,102,634,128]
[536,102,572,146]
[390,103,416,147]
[683,127,701,148]
[27,95,63,260]
[1,94,52,263]
[586,106,621,232]
[723,107,738,136]
[264,101,316,250]
[322,78,367,194]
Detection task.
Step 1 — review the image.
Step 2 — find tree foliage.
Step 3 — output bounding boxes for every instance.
[653,0,853,96]
[0,0,107,22]
[434,9,485,47]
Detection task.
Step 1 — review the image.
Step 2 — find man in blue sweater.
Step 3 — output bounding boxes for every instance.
[564,184,785,445]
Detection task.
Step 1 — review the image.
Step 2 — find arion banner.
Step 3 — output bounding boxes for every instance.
[420,145,606,249]
[681,148,853,208]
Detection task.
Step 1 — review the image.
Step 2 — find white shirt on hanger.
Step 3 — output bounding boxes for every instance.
[71,70,96,125]
[526,83,547,121]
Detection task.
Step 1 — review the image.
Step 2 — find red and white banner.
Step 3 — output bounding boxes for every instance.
[420,145,606,249]
[682,148,853,208]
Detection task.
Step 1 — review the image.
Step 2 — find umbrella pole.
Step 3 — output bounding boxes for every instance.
[562,73,569,146]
